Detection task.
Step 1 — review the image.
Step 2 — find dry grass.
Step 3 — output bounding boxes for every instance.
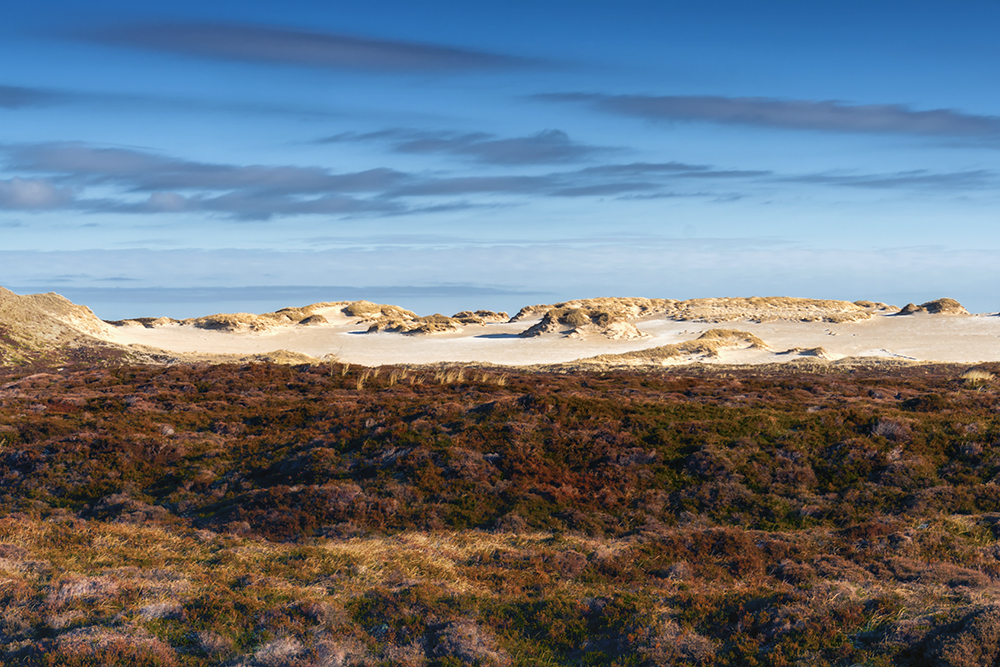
[580,328,770,366]
[433,366,469,384]
[961,368,995,389]
[1,515,999,665]
[355,370,370,390]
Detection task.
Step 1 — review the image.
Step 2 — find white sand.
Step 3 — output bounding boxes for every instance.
[100,312,1000,367]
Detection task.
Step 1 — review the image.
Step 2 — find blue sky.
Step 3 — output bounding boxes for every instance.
[3,0,1000,317]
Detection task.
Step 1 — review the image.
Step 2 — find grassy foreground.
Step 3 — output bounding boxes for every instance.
[1,361,1000,665]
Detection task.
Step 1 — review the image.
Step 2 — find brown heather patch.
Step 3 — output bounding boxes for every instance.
[0,362,998,663]
[0,515,999,664]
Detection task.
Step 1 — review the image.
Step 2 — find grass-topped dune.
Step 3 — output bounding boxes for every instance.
[896,298,971,316]
[0,287,128,366]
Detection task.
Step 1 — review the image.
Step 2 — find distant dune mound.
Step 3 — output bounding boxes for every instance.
[896,298,969,316]
[341,301,417,322]
[515,298,675,339]
[112,300,427,333]
[106,316,179,329]
[666,297,895,323]
[579,329,769,366]
[187,312,266,331]
[183,302,349,332]
[366,313,464,335]
[364,309,509,336]
[511,297,675,323]
[519,306,649,340]
[349,301,472,335]
[110,299,506,338]
[453,310,509,324]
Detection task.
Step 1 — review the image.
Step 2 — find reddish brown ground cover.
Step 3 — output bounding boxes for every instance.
[0,361,999,665]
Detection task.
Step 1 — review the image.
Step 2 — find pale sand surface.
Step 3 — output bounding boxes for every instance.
[102,312,1000,366]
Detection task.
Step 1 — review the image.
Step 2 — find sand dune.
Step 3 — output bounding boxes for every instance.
[2,288,997,368]
[100,295,1000,367]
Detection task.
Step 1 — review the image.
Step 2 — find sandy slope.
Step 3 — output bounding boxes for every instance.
[103,311,1000,367]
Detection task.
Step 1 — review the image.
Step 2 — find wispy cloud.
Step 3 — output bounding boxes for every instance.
[0,178,75,209]
[549,182,660,197]
[388,175,555,197]
[86,191,403,221]
[322,128,613,164]
[6,142,410,194]
[4,139,985,221]
[537,93,1000,137]
[386,161,763,197]
[785,169,997,190]
[77,21,536,72]
[0,85,60,109]
[1,142,413,219]
[577,162,770,179]
[0,141,769,218]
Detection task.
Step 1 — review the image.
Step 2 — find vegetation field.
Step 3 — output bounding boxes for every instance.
[1,360,999,665]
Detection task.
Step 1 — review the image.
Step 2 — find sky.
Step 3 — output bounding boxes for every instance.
[3,0,1000,318]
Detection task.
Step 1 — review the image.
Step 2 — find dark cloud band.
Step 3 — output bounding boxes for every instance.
[0,85,59,109]
[78,21,535,72]
[785,169,996,190]
[322,128,613,165]
[537,93,1000,138]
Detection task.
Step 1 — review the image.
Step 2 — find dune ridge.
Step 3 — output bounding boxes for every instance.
[510,296,901,340]
[0,286,993,368]
[111,296,921,340]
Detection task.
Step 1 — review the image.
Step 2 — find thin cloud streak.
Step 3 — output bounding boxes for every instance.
[785,169,997,190]
[78,21,536,72]
[6,142,410,194]
[0,85,60,109]
[322,128,614,164]
[537,93,1000,137]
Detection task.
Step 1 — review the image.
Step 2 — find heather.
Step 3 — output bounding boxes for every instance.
[1,361,999,664]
